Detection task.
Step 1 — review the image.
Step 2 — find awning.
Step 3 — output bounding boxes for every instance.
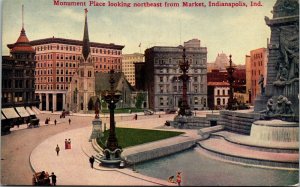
[15,107,30,117]
[25,107,36,116]
[2,113,6,120]
[2,108,20,119]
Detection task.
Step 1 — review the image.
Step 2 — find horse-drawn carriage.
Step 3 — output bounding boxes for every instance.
[28,118,40,128]
[32,171,51,186]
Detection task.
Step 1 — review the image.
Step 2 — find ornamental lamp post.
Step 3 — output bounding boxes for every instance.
[178,47,192,116]
[226,54,237,110]
[101,69,122,152]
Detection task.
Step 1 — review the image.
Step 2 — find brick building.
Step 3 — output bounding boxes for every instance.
[249,48,268,104]
[28,30,123,111]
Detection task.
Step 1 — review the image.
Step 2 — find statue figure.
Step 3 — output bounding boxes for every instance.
[95,100,100,119]
[276,24,299,83]
[260,95,294,120]
[273,0,299,18]
[285,101,294,114]
[258,74,265,95]
[275,95,287,114]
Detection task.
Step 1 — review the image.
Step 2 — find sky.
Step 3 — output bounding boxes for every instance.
[1,0,275,64]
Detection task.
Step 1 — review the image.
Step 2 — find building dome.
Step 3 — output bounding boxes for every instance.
[9,28,35,53]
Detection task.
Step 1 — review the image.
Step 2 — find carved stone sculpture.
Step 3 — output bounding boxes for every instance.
[260,95,294,120]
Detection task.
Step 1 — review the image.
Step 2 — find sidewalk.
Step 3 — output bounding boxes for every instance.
[29,115,188,186]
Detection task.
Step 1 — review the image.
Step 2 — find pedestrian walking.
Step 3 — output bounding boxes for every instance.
[89,155,95,168]
[50,172,57,186]
[68,118,71,125]
[176,172,182,186]
[55,145,60,156]
[68,138,71,149]
[54,119,57,126]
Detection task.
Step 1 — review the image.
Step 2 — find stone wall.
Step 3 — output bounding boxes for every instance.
[123,140,196,164]
[218,110,261,135]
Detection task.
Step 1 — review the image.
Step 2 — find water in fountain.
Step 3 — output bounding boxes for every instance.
[250,120,299,142]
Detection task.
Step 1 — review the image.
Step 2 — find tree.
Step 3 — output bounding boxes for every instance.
[135,93,146,109]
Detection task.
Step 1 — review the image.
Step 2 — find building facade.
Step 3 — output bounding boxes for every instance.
[2,24,39,134]
[28,35,123,111]
[245,55,252,104]
[249,48,268,104]
[145,39,208,112]
[122,53,144,87]
[207,82,230,110]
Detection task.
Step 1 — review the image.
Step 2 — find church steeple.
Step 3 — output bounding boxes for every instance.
[82,8,91,61]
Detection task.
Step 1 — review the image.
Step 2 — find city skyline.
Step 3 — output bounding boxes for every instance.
[2,0,275,64]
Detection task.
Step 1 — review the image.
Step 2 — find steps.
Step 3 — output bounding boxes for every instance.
[198,137,299,169]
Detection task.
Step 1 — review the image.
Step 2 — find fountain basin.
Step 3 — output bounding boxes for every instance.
[250,120,299,142]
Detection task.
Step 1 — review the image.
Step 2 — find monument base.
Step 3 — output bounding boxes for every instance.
[89,118,103,142]
[168,115,209,129]
[254,95,270,112]
[99,148,123,168]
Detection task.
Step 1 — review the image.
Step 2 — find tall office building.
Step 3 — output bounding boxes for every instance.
[122,53,144,87]
[144,39,208,112]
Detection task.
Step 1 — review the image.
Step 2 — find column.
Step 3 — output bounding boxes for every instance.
[53,93,57,112]
[46,93,49,111]
[63,93,66,111]
[39,93,42,110]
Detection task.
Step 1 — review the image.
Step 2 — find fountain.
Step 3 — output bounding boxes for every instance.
[197,0,299,169]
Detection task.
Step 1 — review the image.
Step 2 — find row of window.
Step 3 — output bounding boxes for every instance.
[253,60,264,67]
[155,58,206,65]
[251,70,261,76]
[36,84,68,90]
[2,80,34,89]
[216,89,229,96]
[158,85,202,93]
[35,45,121,56]
[35,54,122,63]
[159,97,206,106]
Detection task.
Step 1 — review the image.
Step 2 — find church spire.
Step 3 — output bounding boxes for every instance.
[82,8,91,61]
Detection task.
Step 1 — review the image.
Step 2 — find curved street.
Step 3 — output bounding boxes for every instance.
[1,112,174,185]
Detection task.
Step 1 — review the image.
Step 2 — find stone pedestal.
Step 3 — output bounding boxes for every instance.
[254,95,270,112]
[89,118,103,142]
[169,115,209,129]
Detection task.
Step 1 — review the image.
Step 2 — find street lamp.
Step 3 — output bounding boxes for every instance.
[178,47,192,116]
[226,54,237,110]
[100,69,123,165]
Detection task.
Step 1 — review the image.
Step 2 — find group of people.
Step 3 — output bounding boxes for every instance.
[53,118,71,126]
[65,139,72,149]
[55,139,72,156]
[32,171,57,186]
[168,172,182,186]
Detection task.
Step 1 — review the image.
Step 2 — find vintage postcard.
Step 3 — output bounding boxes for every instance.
[1,0,299,186]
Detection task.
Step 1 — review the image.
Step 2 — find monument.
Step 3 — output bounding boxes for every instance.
[198,0,299,169]
[98,69,123,167]
[254,0,299,121]
[89,98,103,142]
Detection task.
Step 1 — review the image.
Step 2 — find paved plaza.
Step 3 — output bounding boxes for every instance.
[1,111,189,185]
